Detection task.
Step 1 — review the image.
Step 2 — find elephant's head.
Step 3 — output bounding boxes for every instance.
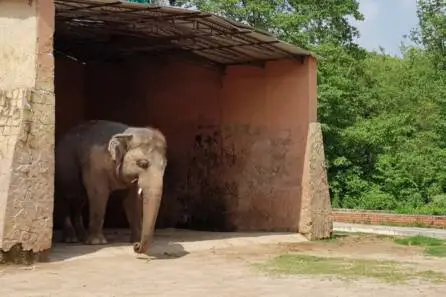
[108,127,167,254]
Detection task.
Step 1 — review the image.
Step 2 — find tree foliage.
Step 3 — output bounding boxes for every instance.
[175,0,363,49]
[411,0,446,70]
[129,0,446,214]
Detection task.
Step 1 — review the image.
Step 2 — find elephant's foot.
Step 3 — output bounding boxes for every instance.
[63,218,79,243]
[74,225,87,243]
[63,234,80,243]
[133,242,149,254]
[84,233,108,245]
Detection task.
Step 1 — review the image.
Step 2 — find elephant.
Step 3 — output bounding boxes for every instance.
[54,120,167,254]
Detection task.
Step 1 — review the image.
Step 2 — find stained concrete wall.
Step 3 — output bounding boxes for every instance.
[0,0,37,247]
[53,54,330,233]
[54,58,86,141]
[217,59,316,231]
[0,0,55,256]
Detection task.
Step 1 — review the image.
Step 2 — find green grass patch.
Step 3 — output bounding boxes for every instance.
[394,235,446,257]
[394,235,445,246]
[424,246,446,257]
[256,254,446,283]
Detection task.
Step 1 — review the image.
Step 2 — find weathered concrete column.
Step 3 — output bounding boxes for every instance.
[298,56,333,240]
[0,0,55,264]
[299,122,333,239]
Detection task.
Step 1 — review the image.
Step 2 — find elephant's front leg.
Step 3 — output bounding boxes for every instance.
[123,187,142,243]
[83,172,110,245]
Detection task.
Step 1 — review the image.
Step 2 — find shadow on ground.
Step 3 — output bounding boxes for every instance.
[49,228,189,263]
[47,228,306,263]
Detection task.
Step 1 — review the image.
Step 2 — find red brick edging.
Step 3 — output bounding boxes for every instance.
[332,209,446,229]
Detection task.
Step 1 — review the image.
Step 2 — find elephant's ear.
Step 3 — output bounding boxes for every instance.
[108,133,133,164]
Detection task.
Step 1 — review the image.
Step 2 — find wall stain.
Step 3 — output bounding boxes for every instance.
[176,125,237,231]
[175,124,295,231]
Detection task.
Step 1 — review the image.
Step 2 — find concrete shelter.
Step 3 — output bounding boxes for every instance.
[0,0,332,263]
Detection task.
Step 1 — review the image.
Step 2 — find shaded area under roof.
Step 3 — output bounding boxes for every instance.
[55,0,313,65]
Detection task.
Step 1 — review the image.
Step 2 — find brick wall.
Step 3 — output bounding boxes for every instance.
[332,209,446,229]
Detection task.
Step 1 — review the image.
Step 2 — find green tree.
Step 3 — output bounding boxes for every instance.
[411,0,446,70]
[175,0,363,49]
[334,49,446,212]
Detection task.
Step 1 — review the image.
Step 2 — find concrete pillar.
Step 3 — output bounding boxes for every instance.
[298,56,333,240]
[0,0,55,264]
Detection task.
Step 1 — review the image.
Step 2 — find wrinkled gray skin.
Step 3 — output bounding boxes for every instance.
[55,120,167,254]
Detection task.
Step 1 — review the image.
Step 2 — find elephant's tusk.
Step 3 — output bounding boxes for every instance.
[131,178,138,184]
[137,187,143,197]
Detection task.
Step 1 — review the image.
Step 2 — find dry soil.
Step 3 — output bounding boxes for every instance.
[1,229,445,297]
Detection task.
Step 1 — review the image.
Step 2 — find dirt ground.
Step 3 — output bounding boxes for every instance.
[1,229,446,297]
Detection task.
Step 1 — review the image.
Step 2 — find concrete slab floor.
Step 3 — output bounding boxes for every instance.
[49,228,308,262]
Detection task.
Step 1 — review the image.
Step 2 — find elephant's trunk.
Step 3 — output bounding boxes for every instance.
[133,170,164,254]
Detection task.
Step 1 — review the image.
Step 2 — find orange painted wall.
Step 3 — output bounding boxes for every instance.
[54,54,317,232]
[54,58,86,141]
[217,58,316,231]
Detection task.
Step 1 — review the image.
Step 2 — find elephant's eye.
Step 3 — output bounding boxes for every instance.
[136,159,150,169]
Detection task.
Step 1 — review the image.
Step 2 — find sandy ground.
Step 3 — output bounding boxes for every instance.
[1,229,446,297]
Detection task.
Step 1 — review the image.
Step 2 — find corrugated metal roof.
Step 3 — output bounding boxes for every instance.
[55,0,314,64]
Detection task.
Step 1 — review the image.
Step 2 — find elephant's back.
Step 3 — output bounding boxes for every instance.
[87,120,130,139]
[56,120,128,164]
[58,120,129,146]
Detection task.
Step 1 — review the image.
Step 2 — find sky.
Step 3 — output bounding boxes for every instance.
[351,0,419,56]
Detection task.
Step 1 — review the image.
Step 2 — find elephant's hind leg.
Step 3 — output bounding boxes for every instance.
[54,193,78,243]
[72,200,87,243]
[62,204,78,243]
